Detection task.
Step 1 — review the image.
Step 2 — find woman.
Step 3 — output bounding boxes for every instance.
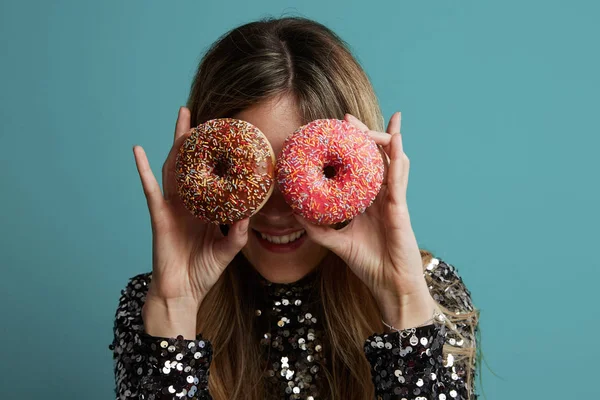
[109,16,479,400]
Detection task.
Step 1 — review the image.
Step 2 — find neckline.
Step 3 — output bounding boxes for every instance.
[252,265,320,301]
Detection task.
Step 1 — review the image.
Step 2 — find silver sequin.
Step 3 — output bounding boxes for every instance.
[109,257,477,399]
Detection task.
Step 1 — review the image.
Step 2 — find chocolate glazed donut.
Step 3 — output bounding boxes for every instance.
[175,118,276,225]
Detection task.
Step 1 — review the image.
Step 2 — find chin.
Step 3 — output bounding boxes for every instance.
[240,230,328,283]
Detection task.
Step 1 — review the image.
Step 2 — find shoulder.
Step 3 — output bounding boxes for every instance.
[424,256,476,314]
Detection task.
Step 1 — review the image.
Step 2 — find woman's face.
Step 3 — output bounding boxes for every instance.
[232,94,329,283]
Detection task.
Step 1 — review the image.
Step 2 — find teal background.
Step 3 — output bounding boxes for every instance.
[1,0,598,398]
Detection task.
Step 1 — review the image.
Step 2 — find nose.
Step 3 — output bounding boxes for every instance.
[257,184,294,219]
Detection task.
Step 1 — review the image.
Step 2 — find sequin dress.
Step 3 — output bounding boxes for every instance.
[109,257,478,399]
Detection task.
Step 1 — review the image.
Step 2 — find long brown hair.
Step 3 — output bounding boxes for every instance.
[187,16,479,399]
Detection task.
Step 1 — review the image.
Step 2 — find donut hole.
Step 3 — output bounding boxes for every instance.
[323,164,337,179]
[213,157,232,177]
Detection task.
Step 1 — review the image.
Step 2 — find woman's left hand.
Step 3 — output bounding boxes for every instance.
[294,112,438,330]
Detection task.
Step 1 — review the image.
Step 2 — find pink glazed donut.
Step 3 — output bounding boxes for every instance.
[276,119,385,225]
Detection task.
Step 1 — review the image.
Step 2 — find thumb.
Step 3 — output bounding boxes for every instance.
[294,214,346,253]
[213,218,249,266]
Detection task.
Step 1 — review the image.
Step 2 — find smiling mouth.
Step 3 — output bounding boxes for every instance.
[252,229,306,244]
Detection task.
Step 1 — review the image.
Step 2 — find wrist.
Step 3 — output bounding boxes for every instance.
[376,287,439,331]
[142,295,200,339]
[145,290,203,312]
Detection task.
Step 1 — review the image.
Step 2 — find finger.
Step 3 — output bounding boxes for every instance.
[174,106,192,142]
[377,145,390,184]
[387,133,409,206]
[361,111,402,160]
[372,184,389,213]
[367,130,393,147]
[344,113,369,132]
[213,218,249,266]
[163,127,196,201]
[378,111,400,157]
[133,145,164,216]
[369,133,392,171]
[343,112,391,188]
[358,133,390,187]
[386,111,401,135]
[343,112,390,160]
[163,135,185,201]
[294,214,347,253]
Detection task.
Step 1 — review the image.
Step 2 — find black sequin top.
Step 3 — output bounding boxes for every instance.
[109,256,478,399]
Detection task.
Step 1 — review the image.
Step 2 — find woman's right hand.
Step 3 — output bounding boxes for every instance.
[133,106,249,313]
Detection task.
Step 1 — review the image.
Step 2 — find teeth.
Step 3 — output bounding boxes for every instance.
[260,230,305,244]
